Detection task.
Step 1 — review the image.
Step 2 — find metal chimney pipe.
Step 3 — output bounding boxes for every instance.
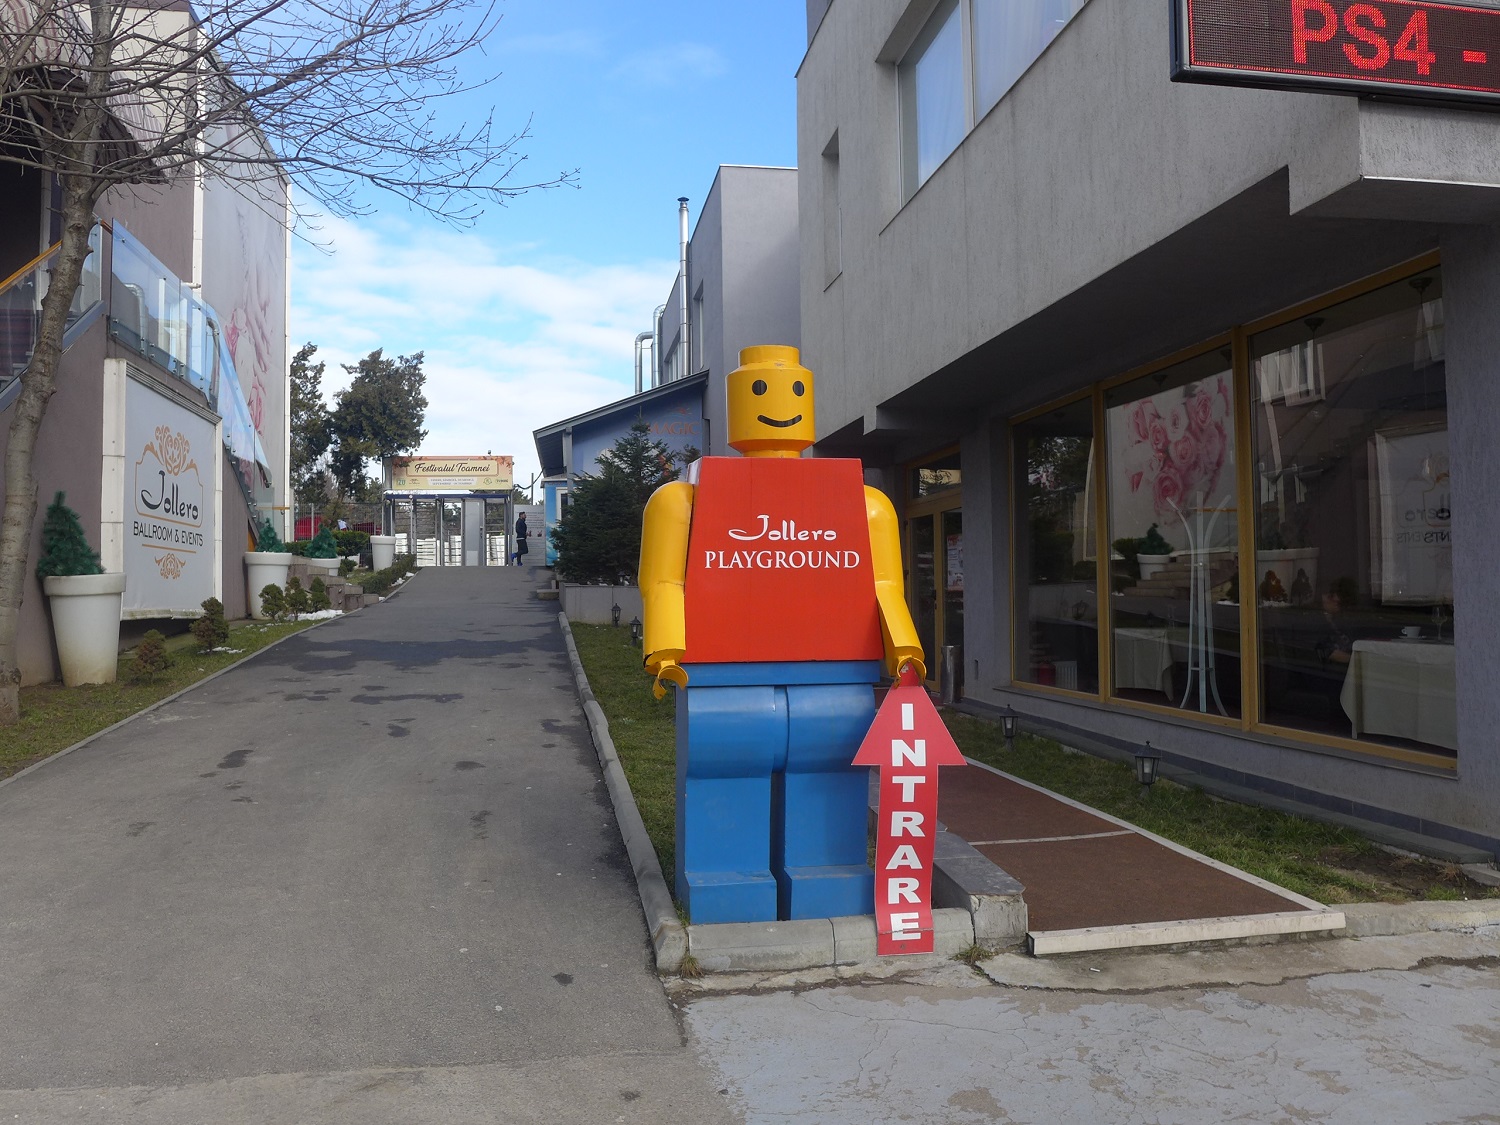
[633,331,653,394]
[651,304,666,387]
[677,196,690,382]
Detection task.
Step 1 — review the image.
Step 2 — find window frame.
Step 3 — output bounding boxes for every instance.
[1006,251,1455,771]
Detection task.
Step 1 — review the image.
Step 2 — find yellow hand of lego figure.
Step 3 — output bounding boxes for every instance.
[893,651,927,684]
[647,650,689,700]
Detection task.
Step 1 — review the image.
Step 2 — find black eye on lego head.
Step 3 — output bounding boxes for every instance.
[752,379,768,396]
[793,381,805,397]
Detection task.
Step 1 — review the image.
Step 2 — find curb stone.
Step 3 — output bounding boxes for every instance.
[559,614,687,973]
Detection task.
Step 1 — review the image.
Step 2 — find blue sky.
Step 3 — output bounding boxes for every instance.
[289,0,806,490]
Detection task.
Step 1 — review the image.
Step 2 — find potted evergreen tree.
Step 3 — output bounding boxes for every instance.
[304,524,341,577]
[245,518,293,619]
[36,492,126,686]
[1135,524,1175,580]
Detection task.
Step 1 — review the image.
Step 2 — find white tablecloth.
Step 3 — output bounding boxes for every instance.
[1114,627,1174,700]
[1339,639,1456,751]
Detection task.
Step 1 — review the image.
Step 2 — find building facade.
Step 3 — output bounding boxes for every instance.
[799,0,1500,851]
[1,6,290,684]
[657,164,802,456]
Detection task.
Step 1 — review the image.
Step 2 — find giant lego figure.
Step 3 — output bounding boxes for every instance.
[639,345,925,924]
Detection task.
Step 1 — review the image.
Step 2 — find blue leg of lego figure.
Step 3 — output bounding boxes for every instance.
[778,679,877,919]
[675,681,781,924]
[677,662,878,924]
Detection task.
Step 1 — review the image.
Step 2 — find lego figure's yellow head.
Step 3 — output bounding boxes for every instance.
[726,345,816,456]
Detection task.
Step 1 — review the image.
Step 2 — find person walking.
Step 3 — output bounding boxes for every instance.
[512,511,529,566]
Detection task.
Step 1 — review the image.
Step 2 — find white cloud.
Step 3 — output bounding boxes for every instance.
[290,212,675,490]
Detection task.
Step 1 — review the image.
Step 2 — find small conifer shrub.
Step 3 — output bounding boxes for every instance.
[307,525,338,559]
[285,575,311,617]
[259,583,287,621]
[191,597,230,651]
[309,577,332,612]
[36,492,104,578]
[255,518,286,553]
[128,630,170,682]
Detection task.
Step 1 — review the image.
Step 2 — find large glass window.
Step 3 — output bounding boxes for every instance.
[1106,349,1241,717]
[900,0,1089,196]
[972,0,1087,116]
[1014,398,1098,693]
[900,0,966,194]
[1252,268,1453,756]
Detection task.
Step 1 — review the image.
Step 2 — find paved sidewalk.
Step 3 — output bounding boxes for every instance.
[0,567,734,1124]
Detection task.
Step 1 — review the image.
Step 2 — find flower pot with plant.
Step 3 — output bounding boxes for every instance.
[245,518,293,619]
[1135,523,1175,580]
[304,524,341,577]
[37,492,126,686]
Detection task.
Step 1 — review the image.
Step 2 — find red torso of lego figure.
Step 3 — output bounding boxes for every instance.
[683,457,883,664]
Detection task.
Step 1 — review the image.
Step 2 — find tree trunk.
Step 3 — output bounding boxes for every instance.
[0,181,100,724]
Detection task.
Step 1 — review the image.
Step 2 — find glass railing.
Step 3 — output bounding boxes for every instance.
[107,223,273,526]
[0,224,105,382]
[2,220,273,528]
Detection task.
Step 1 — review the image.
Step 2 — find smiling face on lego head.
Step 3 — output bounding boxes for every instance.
[727,345,816,455]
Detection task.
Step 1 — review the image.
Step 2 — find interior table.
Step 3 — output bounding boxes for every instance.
[1339,639,1456,752]
[1113,627,1175,700]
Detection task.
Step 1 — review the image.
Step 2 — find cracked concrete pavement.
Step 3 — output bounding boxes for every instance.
[677,931,1500,1124]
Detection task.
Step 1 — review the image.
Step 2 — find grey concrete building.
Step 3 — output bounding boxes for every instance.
[658,164,801,457]
[798,0,1500,852]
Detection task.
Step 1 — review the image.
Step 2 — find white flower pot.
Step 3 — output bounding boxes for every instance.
[304,555,341,578]
[43,572,126,686]
[244,550,293,618]
[370,535,396,571]
[1137,553,1172,580]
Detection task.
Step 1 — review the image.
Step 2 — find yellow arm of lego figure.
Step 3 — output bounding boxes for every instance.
[639,480,694,697]
[865,484,926,681]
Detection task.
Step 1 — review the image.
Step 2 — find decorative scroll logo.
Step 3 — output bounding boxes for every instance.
[154,553,184,579]
[153,426,195,477]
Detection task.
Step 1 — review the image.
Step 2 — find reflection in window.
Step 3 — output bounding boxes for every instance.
[1106,350,1240,717]
[1253,268,1454,757]
[899,0,965,194]
[1014,399,1098,693]
[909,452,962,501]
[972,0,1087,116]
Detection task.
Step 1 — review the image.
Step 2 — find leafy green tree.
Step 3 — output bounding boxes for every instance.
[290,344,333,505]
[552,422,690,585]
[330,350,429,499]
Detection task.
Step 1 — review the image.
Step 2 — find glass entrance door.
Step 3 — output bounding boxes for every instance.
[905,451,964,693]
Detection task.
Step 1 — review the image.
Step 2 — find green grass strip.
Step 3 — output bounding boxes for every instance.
[568,623,1494,907]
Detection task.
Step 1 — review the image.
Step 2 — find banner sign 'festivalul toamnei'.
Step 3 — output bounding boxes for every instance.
[387,455,514,492]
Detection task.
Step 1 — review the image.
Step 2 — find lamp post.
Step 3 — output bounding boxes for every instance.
[1134,741,1161,798]
[611,602,621,627]
[629,616,642,646]
[1001,706,1019,751]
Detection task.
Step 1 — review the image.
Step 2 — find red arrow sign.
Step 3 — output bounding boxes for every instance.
[852,665,967,956]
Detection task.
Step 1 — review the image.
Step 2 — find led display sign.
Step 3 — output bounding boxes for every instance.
[1172,0,1500,107]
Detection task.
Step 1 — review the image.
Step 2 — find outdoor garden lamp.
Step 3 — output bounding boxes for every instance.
[1135,742,1162,797]
[611,602,621,627]
[1001,706,1019,749]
